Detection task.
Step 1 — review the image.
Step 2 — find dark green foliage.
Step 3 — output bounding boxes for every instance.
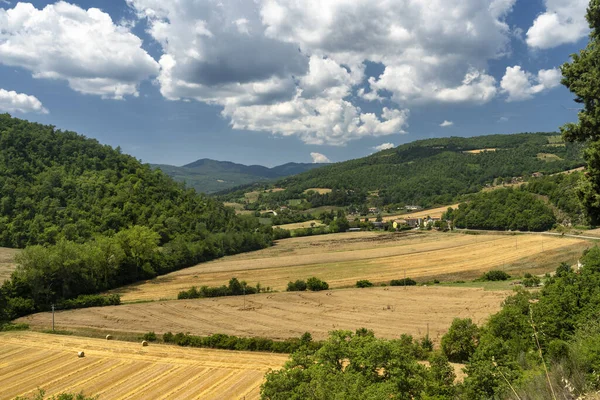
[524,172,588,225]
[306,277,329,291]
[390,278,417,286]
[14,389,97,400]
[0,322,29,331]
[0,115,275,323]
[560,0,600,224]
[356,280,373,288]
[162,331,321,354]
[59,294,120,310]
[441,318,480,363]
[177,278,258,299]
[260,329,453,400]
[287,279,308,292]
[451,188,556,231]
[522,273,541,287]
[271,227,291,240]
[479,270,511,281]
[142,332,157,342]
[221,132,584,209]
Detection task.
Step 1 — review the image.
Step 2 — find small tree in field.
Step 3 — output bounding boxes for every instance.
[441,318,480,363]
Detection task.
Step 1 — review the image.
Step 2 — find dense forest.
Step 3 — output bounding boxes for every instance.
[447,189,557,231]
[220,132,584,210]
[0,115,274,323]
[261,247,600,399]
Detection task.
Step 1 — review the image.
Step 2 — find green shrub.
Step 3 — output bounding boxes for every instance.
[390,278,417,286]
[59,294,120,310]
[306,277,329,291]
[356,279,374,288]
[480,270,511,281]
[287,279,307,291]
[522,273,541,287]
[0,322,29,331]
[441,318,479,363]
[143,331,158,342]
[14,388,98,400]
[178,279,258,299]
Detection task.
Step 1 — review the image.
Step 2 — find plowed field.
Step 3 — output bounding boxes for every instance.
[111,231,589,302]
[0,331,286,400]
[22,286,509,344]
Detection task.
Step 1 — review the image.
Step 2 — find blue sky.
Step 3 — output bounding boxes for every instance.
[0,0,590,166]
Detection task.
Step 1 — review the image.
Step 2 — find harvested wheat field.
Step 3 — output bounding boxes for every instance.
[0,247,19,283]
[274,219,324,230]
[21,286,508,344]
[0,331,286,400]
[112,231,589,302]
[382,204,460,222]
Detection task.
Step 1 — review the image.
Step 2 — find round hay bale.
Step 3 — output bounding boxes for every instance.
[77,351,85,358]
[105,334,113,340]
[142,340,148,347]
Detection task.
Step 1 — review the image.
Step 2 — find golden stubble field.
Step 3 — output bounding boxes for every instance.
[112,231,590,302]
[0,247,19,283]
[382,204,460,222]
[21,286,508,344]
[0,331,287,400]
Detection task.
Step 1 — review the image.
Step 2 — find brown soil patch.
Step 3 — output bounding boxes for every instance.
[0,331,286,400]
[0,247,19,283]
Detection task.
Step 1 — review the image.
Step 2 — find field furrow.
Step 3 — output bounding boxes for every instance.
[0,332,287,400]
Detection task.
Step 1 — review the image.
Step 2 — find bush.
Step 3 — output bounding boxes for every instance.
[177,279,258,299]
[59,294,120,310]
[287,279,307,291]
[356,279,374,288]
[306,277,329,291]
[441,318,480,363]
[143,331,158,342]
[390,278,417,286]
[0,322,29,331]
[522,273,541,287]
[480,270,511,281]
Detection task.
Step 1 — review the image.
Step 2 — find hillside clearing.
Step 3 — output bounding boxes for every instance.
[110,231,589,302]
[0,331,286,400]
[382,204,460,221]
[0,247,19,283]
[462,148,497,154]
[21,286,508,344]
[274,220,325,230]
[303,188,332,194]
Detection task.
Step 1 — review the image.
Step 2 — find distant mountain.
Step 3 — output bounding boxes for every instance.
[151,159,326,193]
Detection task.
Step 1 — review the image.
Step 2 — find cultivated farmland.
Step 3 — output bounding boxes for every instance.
[21,286,508,344]
[0,331,287,400]
[111,231,589,302]
[0,247,18,283]
[382,204,460,222]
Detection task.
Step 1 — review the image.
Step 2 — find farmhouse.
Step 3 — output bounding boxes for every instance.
[368,207,380,214]
[405,218,422,228]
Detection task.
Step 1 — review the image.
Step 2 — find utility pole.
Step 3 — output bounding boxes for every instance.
[51,304,55,332]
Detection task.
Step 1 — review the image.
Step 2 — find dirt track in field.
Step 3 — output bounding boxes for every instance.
[22,286,509,344]
[110,231,589,302]
[0,331,287,400]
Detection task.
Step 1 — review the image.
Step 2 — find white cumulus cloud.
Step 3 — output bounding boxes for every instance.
[310,152,331,163]
[0,88,47,114]
[0,2,159,99]
[526,0,589,49]
[500,66,562,102]
[440,120,454,127]
[372,143,395,151]
[125,0,523,145]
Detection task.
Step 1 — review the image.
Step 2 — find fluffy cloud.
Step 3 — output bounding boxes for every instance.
[0,2,159,99]
[372,143,395,151]
[526,0,589,49]
[500,66,562,102]
[126,0,523,144]
[440,120,454,127]
[0,88,47,114]
[310,152,331,163]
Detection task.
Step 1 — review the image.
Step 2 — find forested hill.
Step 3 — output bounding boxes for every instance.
[152,158,326,194]
[219,132,585,208]
[0,114,267,248]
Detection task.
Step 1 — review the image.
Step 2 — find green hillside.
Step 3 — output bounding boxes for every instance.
[219,132,585,210]
[152,159,326,194]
